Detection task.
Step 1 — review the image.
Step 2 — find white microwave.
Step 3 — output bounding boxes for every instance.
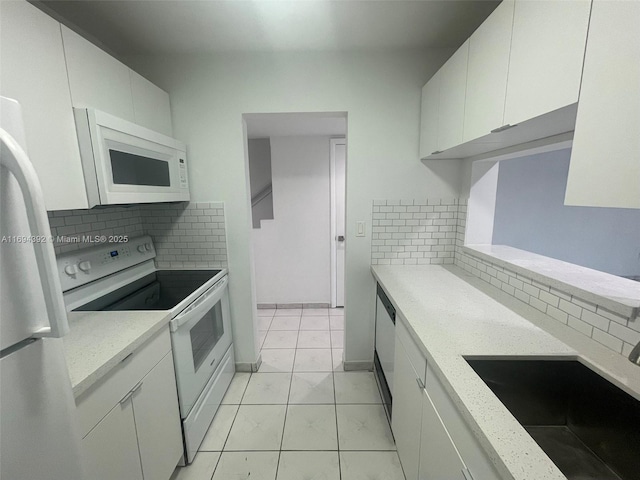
[74,108,190,207]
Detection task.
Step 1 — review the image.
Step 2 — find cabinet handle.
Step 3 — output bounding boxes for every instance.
[119,390,134,405]
[431,150,443,155]
[490,124,517,133]
[119,381,143,405]
[461,468,474,480]
[416,377,425,389]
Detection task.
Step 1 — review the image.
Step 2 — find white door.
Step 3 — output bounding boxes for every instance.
[331,139,346,308]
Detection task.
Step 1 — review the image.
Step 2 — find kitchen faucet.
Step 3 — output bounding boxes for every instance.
[629,340,640,366]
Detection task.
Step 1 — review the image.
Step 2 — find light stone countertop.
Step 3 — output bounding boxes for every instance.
[465,244,640,317]
[63,310,171,398]
[371,264,640,480]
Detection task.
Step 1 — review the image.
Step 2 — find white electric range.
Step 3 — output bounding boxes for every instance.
[58,235,234,464]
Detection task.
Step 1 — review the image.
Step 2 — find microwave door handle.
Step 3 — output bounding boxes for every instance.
[0,129,69,338]
[171,276,228,331]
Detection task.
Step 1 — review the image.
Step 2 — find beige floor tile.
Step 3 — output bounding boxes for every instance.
[281,405,338,450]
[288,372,335,404]
[339,451,405,480]
[336,404,395,450]
[334,372,382,404]
[241,373,292,404]
[259,349,296,373]
[293,349,333,372]
[212,452,278,480]
[276,451,340,480]
[225,405,286,451]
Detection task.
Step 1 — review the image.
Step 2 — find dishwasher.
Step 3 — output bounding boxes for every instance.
[374,283,395,421]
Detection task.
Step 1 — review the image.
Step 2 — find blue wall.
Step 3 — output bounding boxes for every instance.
[492,149,640,277]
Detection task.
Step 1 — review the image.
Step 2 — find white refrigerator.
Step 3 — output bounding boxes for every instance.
[0,96,85,479]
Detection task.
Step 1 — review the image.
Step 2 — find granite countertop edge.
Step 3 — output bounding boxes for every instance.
[463,245,640,317]
[63,310,172,399]
[371,264,640,480]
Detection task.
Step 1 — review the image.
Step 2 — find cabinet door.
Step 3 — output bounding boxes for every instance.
[61,26,135,122]
[0,1,88,210]
[419,71,440,158]
[133,352,183,480]
[130,70,173,136]
[82,399,143,480]
[503,0,591,126]
[438,40,469,151]
[463,1,514,142]
[391,336,425,480]
[565,0,640,209]
[419,389,467,480]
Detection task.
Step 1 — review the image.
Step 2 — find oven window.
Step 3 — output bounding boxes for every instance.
[110,150,171,186]
[190,302,224,371]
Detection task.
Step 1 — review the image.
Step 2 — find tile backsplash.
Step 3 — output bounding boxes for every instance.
[454,208,640,358]
[370,198,458,265]
[371,197,639,358]
[48,206,144,254]
[142,202,227,269]
[47,202,227,268]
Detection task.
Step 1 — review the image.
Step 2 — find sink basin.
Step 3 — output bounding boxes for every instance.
[466,359,640,480]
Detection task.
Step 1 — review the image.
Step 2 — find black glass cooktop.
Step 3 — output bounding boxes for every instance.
[75,270,221,312]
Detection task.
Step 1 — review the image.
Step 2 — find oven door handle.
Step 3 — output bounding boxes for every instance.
[170,276,228,332]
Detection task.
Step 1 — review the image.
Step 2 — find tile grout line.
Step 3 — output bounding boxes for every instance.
[330,349,343,480]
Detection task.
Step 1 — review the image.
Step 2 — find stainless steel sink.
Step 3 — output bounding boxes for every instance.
[466,359,640,480]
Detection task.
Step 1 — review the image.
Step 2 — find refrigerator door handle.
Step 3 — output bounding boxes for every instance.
[0,129,69,338]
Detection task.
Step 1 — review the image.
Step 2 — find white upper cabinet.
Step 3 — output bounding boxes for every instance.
[419,71,440,159]
[130,70,173,136]
[565,0,640,209]
[61,26,136,122]
[503,0,591,127]
[463,0,514,142]
[0,1,88,210]
[437,40,469,151]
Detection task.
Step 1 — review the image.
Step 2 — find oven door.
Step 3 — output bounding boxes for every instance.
[170,275,232,418]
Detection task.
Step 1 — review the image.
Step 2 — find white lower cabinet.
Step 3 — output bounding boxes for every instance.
[390,320,499,480]
[134,353,184,480]
[392,321,427,480]
[421,366,501,480]
[77,329,183,480]
[419,388,467,480]
[83,399,144,480]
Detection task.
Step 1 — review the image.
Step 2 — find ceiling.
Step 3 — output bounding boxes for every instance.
[245,112,347,138]
[37,0,500,57]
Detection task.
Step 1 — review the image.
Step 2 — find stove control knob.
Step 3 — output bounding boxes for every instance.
[137,245,146,253]
[78,261,92,272]
[144,243,152,252]
[64,264,78,276]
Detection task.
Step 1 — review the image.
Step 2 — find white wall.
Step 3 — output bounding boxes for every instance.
[492,149,640,276]
[253,136,331,304]
[128,50,460,367]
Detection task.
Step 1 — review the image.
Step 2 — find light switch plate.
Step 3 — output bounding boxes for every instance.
[356,221,365,237]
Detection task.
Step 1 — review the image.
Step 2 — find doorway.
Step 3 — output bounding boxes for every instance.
[244,112,347,313]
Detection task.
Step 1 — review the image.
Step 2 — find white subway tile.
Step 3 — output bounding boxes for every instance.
[568,316,593,336]
[581,310,610,331]
[592,328,623,353]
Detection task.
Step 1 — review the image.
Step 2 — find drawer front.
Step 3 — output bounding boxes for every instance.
[396,317,427,382]
[76,327,171,437]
